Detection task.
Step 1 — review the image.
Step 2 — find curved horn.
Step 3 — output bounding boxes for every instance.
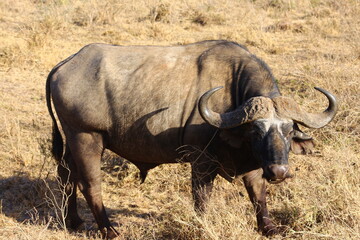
[198,87,273,129]
[273,87,338,129]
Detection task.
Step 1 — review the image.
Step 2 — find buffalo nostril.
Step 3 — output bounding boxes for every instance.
[267,164,289,179]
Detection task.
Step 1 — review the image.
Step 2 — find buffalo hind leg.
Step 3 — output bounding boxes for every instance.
[243,169,277,236]
[57,145,83,230]
[191,157,218,213]
[67,131,118,239]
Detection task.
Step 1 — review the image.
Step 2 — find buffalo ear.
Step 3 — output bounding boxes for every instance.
[291,138,315,154]
[290,126,315,154]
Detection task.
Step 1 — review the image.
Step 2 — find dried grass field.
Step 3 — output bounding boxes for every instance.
[1,0,360,239]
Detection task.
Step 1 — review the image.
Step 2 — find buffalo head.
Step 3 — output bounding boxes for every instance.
[198,86,338,184]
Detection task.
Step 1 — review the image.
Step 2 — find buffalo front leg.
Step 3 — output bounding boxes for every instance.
[191,157,218,213]
[67,131,118,239]
[243,169,277,236]
[57,145,83,230]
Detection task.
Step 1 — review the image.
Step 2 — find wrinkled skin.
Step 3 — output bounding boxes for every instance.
[46,40,337,238]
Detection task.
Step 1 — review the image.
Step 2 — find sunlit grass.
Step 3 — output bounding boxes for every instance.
[0,0,359,239]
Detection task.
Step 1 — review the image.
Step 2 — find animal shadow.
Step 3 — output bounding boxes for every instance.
[0,170,162,236]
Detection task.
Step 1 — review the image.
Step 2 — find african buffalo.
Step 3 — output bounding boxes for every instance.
[46,40,338,238]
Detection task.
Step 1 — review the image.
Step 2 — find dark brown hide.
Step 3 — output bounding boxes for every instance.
[46,40,337,238]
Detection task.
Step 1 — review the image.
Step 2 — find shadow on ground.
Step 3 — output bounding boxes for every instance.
[0,172,162,237]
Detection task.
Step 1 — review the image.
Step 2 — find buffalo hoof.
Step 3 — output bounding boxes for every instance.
[100,226,119,239]
[67,216,84,230]
[261,223,279,236]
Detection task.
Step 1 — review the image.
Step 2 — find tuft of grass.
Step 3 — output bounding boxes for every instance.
[149,3,171,23]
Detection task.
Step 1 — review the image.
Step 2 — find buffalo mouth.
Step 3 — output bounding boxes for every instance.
[264,174,293,184]
[266,177,287,184]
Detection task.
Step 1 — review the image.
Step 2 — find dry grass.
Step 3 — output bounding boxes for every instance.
[1,0,360,239]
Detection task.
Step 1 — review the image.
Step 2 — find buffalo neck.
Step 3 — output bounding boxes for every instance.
[233,55,281,106]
